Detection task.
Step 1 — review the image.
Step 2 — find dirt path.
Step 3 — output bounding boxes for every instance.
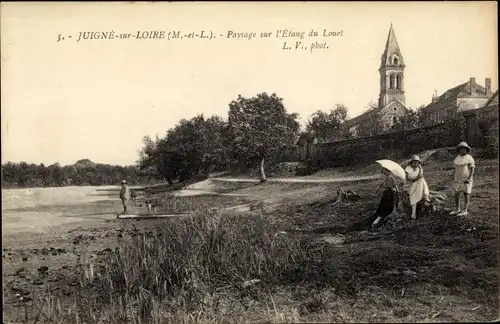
[210,175,378,183]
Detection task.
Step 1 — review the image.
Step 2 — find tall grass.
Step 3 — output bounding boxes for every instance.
[27,210,311,323]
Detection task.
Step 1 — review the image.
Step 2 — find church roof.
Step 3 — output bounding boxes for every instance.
[381,24,405,67]
[342,100,408,129]
[343,107,381,129]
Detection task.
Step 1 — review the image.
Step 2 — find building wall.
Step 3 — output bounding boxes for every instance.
[457,98,490,112]
[421,80,492,126]
[379,100,408,128]
[421,96,491,126]
[421,97,458,126]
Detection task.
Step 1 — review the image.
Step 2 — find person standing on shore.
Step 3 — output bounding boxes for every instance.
[119,180,130,214]
[450,142,475,217]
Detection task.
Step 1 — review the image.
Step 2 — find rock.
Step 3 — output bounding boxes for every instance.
[33,280,44,286]
[22,257,29,262]
[15,268,25,276]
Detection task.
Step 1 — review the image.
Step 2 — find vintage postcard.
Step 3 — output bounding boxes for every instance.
[1,1,498,323]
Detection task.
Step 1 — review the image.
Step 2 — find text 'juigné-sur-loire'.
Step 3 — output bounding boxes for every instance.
[74,30,215,42]
[76,31,168,42]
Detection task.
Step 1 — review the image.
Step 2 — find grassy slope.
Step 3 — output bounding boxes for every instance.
[2,159,498,323]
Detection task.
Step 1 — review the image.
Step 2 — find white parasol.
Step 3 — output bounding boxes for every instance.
[375,159,406,181]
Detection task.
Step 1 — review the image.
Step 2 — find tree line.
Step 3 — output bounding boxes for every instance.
[1,159,148,189]
[2,92,427,188]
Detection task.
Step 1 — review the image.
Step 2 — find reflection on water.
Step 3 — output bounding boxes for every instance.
[2,186,118,210]
[1,186,120,235]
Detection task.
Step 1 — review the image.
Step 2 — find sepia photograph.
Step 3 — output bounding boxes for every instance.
[1,1,498,323]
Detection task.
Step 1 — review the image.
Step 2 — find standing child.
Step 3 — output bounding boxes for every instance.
[404,155,430,220]
[372,167,399,228]
[450,142,475,216]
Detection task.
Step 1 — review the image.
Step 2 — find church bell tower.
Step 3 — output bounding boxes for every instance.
[378,23,406,108]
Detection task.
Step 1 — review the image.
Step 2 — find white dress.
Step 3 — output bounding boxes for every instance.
[453,154,475,194]
[404,166,430,206]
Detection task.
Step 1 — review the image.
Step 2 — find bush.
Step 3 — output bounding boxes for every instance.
[482,121,499,158]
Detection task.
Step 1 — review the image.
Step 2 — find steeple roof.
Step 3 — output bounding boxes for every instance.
[381,23,405,67]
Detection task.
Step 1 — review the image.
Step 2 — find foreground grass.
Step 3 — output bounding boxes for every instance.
[6,212,314,324]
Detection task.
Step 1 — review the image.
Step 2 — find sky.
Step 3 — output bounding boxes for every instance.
[1,1,498,166]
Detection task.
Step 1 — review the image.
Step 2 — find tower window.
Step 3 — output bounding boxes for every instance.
[393,57,399,65]
[389,74,396,89]
[396,74,402,90]
[393,116,398,125]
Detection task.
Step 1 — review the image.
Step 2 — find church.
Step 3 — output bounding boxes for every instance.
[342,24,410,137]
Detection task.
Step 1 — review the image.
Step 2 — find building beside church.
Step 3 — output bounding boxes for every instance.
[342,24,410,138]
[420,77,495,126]
[461,89,498,146]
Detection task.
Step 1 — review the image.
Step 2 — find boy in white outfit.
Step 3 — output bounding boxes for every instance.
[450,142,475,216]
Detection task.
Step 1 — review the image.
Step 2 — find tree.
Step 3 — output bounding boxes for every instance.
[392,105,425,131]
[137,135,163,181]
[137,114,229,183]
[227,93,300,183]
[355,102,385,138]
[305,104,350,140]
